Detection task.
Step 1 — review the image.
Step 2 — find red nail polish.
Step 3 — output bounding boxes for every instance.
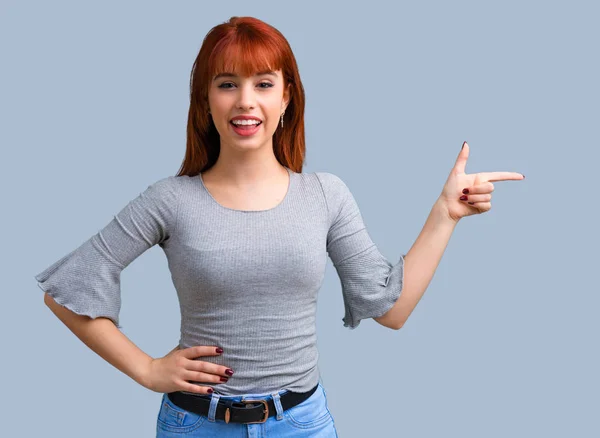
[468,202,475,205]
[207,388,214,394]
[216,347,223,354]
[462,188,469,194]
[220,377,228,382]
[460,195,468,201]
[225,369,234,376]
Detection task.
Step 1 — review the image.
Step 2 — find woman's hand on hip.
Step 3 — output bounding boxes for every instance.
[141,345,234,395]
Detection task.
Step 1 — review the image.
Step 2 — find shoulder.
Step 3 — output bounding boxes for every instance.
[313,171,352,200]
[313,171,348,190]
[143,174,191,194]
[130,175,189,210]
[136,175,176,197]
[310,171,356,222]
[313,171,345,187]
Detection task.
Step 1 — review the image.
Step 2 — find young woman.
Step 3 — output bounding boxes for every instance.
[34,16,524,437]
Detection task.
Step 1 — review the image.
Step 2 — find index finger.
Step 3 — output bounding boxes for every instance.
[476,172,525,182]
[180,345,223,359]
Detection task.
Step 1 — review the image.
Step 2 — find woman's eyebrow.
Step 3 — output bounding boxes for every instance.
[213,71,278,81]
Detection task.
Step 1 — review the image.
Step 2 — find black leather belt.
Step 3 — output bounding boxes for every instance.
[167,384,318,424]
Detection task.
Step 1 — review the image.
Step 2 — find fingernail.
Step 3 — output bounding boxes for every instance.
[207,388,214,394]
[462,188,469,194]
[225,369,234,376]
[462,141,466,150]
[468,202,475,205]
[220,377,228,382]
[460,195,468,201]
[216,347,223,354]
[522,174,526,179]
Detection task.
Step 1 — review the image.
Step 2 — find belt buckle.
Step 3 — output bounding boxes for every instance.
[241,399,269,424]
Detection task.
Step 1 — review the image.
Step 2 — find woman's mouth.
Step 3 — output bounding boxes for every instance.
[230,120,262,137]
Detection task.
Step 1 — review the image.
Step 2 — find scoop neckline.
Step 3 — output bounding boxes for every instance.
[198,167,294,213]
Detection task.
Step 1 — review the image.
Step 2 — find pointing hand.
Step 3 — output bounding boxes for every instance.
[438,142,525,222]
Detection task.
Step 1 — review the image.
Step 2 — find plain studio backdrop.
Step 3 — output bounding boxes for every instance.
[3,0,598,437]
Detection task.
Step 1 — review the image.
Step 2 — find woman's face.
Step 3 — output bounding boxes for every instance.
[208,69,290,151]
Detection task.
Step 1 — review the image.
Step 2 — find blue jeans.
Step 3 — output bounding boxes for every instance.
[156,381,338,437]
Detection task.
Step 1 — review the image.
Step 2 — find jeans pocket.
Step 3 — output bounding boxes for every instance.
[156,393,207,434]
[283,383,333,429]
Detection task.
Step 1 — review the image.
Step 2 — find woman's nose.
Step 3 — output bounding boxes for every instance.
[236,84,256,110]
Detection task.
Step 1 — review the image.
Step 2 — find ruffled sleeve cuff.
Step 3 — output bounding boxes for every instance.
[35,234,124,329]
[338,251,405,330]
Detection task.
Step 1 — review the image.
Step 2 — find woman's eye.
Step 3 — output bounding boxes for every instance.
[217,82,273,89]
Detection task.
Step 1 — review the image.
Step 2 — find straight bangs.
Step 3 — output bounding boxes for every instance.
[208,33,285,80]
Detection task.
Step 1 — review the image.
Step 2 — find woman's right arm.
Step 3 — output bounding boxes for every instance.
[43,293,231,394]
[44,292,155,386]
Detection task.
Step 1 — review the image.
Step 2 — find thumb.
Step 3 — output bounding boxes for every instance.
[454,141,469,173]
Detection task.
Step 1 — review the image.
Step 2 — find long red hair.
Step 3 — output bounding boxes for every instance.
[176,16,306,177]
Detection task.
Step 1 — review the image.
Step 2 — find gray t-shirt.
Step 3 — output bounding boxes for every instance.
[34,167,405,395]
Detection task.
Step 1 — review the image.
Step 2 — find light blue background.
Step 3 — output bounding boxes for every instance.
[3,0,598,436]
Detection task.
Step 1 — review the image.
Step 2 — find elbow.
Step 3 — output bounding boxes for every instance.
[43,292,54,307]
[382,320,403,330]
[44,292,61,316]
[390,321,404,331]
[374,313,405,330]
[375,298,406,330]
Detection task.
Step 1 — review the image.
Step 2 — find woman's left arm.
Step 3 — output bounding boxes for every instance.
[375,142,525,329]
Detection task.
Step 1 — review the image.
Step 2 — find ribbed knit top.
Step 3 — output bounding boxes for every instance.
[34,167,405,396]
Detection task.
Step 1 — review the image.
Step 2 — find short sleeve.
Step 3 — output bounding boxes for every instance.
[34,176,180,329]
[316,172,405,329]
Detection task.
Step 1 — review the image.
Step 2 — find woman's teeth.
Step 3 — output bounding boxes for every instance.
[231,120,261,126]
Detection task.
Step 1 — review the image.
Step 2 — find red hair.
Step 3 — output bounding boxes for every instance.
[176,16,306,177]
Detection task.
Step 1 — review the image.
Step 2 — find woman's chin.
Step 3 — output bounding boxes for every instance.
[227,137,271,151]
